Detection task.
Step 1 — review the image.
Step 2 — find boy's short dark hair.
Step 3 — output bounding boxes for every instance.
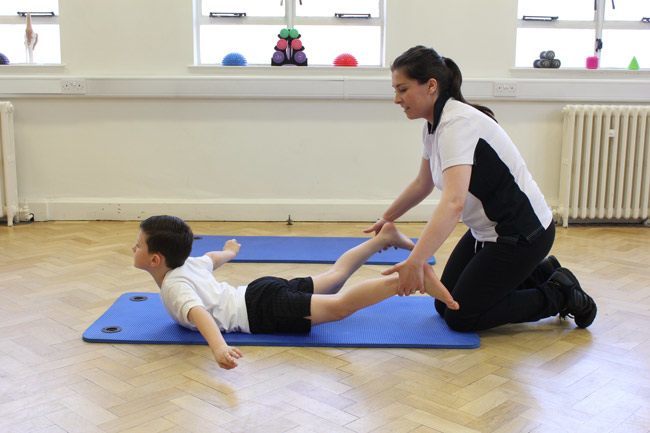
[140,215,193,269]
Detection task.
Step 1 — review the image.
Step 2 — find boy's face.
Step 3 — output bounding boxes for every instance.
[132,230,154,270]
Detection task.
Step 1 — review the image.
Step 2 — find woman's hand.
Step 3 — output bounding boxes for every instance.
[363,218,388,236]
[382,258,426,296]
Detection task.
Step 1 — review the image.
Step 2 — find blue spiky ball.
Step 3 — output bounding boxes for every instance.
[0,53,9,65]
[222,52,247,66]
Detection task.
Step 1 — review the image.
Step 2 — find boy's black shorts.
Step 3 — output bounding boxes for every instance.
[245,276,313,334]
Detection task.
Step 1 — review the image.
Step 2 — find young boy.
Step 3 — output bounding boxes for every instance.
[133,215,459,370]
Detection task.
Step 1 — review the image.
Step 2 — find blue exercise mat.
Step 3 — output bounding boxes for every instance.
[83,292,479,349]
[191,235,435,265]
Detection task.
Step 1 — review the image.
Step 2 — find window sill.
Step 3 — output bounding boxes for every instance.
[511,67,650,79]
[0,64,65,73]
[187,65,390,78]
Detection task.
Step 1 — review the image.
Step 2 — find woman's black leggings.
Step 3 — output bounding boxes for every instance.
[434,224,561,332]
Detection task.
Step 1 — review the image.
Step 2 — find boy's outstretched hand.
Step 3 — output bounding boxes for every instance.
[213,344,243,370]
[207,239,241,269]
[223,239,241,256]
[189,306,243,370]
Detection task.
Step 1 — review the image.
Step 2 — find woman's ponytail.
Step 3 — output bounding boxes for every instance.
[442,57,495,121]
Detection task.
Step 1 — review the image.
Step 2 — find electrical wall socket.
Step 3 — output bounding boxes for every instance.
[493,81,517,97]
[61,79,87,94]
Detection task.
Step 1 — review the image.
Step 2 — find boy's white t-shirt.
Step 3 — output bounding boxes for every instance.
[160,255,250,333]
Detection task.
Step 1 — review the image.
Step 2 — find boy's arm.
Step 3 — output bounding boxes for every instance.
[206,239,241,270]
[187,305,243,370]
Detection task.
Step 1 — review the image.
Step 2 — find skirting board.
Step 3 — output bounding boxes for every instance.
[26,198,440,222]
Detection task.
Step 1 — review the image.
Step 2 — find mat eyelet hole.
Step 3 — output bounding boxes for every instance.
[129,295,148,302]
[101,326,122,333]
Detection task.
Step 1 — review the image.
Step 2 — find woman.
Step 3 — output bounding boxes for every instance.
[365,46,597,331]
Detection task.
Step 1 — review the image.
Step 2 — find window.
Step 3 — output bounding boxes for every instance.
[516,0,649,69]
[0,0,60,64]
[194,0,384,66]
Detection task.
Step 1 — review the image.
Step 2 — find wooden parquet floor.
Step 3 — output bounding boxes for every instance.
[1,220,649,433]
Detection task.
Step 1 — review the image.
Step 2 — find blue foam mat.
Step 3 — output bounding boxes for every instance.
[83,292,479,349]
[191,235,435,265]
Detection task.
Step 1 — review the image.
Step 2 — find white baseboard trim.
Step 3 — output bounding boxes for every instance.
[27,198,438,222]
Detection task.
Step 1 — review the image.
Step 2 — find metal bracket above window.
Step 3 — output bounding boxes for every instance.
[522,15,559,22]
[209,12,246,18]
[335,13,371,19]
[17,11,56,17]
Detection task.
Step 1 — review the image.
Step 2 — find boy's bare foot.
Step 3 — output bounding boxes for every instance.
[423,266,459,310]
[378,222,415,251]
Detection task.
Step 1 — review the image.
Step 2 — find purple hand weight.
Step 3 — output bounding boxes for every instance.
[272,51,286,64]
[293,51,307,65]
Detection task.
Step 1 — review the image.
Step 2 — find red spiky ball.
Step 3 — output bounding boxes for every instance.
[333,53,358,67]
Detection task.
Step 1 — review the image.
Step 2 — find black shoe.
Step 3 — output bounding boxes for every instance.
[549,267,597,328]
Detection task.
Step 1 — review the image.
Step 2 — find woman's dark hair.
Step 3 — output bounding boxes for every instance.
[391,45,496,121]
[140,215,193,269]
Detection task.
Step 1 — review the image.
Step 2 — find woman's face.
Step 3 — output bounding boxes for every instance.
[391,69,437,122]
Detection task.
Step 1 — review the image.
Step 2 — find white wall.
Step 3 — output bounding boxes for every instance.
[59,0,194,76]
[385,0,518,78]
[1,0,648,221]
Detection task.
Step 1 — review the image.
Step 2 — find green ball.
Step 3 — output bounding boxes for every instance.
[289,28,300,39]
[279,28,290,39]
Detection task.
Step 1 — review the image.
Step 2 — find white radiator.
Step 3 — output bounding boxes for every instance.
[0,102,18,226]
[558,105,650,227]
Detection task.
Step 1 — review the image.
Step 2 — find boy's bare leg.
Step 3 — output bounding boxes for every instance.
[309,268,459,325]
[312,222,415,295]
[309,275,400,324]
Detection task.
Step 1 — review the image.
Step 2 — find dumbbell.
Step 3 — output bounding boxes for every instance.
[533,51,561,68]
[540,50,555,60]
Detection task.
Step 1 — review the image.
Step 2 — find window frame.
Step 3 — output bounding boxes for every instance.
[516,0,649,68]
[0,3,60,65]
[192,0,386,66]
[0,11,59,25]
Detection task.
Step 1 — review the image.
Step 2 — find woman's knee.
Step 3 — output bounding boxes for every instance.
[443,309,477,333]
[434,299,446,316]
[435,299,474,332]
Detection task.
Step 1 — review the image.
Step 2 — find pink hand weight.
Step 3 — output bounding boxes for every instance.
[276,39,288,51]
[586,56,599,69]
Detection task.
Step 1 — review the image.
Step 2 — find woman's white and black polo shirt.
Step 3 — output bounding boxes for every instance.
[422,96,552,244]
